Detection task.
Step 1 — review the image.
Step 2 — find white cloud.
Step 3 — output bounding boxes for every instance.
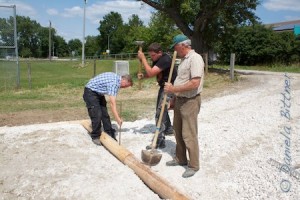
[60,0,153,25]
[62,6,82,18]
[263,0,300,11]
[47,8,58,16]
[0,1,36,16]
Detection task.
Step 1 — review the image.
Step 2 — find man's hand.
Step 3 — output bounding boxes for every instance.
[137,50,145,61]
[137,72,144,80]
[117,118,123,127]
[164,82,174,94]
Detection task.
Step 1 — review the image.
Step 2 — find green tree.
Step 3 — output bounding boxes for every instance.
[218,24,299,65]
[122,14,150,53]
[128,14,144,27]
[291,35,300,63]
[16,16,43,57]
[140,0,259,54]
[97,12,124,54]
[53,35,68,57]
[38,26,51,58]
[0,17,15,48]
[68,39,82,57]
[85,35,100,57]
[148,12,180,50]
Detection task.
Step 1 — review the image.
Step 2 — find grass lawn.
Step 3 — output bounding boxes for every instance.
[2,59,297,123]
[0,59,161,122]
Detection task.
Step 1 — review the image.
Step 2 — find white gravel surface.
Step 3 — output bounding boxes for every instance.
[1,71,299,200]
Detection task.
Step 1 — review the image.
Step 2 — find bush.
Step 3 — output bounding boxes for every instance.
[217,24,300,65]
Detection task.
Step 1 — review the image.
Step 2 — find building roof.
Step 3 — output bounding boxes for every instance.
[273,23,300,31]
[265,20,300,31]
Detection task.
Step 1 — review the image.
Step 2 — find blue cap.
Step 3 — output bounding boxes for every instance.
[170,34,188,49]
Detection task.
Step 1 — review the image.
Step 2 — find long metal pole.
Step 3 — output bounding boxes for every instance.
[81,0,87,67]
[106,34,110,57]
[49,21,51,61]
[13,5,20,88]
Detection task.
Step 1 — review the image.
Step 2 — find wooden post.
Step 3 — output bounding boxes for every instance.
[138,46,142,90]
[204,53,208,74]
[93,59,96,77]
[230,53,235,80]
[27,62,32,89]
[81,120,191,200]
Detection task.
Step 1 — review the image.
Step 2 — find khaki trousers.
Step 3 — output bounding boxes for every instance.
[173,94,201,171]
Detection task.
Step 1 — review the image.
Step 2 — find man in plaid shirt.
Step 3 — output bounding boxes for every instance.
[83,72,132,145]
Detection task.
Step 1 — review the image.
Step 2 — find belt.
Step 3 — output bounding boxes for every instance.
[85,87,104,96]
[177,93,200,99]
[85,87,95,93]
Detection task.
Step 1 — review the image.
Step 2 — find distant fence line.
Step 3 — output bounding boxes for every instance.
[85,53,139,60]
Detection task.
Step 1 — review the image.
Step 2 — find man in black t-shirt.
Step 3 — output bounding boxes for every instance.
[137,42,177,149]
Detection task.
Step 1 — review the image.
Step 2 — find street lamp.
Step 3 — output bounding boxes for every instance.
[106,35,110,55]
[49,20,51,61]
[82,0,87,67]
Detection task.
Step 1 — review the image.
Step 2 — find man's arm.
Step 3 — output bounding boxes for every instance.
[138,51,162,77]
[108,95,122,126]
[164,77,200,94]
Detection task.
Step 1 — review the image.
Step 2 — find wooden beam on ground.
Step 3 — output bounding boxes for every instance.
[81,120,191,200]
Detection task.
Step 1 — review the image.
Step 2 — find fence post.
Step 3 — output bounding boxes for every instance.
[230,53,235,80]
[204,53,208,74]
[27,62,32,89]
[93,59,96,77]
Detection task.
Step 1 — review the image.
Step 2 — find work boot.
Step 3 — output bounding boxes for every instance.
[92,138,102,146]
[106,128,117,141]
[182,168,198,178]
[164,127,174,136]
[110,128,117,141]
[166,159,187,166]
[157,139,166,148]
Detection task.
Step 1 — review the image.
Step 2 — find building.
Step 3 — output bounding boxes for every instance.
[265,20,300,35]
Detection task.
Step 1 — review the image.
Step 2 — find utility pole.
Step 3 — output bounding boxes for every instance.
[82,0,87,67]
[49,20,51,61]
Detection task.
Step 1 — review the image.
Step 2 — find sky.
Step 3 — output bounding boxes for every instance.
[0,0,300,42]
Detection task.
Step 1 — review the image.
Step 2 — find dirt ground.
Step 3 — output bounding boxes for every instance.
[1,70,300,200]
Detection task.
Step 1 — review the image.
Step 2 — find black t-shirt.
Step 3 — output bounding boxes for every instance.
[152,53,177,87]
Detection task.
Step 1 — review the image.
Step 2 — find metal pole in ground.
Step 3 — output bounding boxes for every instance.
[118,102,122,145]
[81,0,87,67]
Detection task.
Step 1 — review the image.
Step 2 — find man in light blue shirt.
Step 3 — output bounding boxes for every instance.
[83,72,132,145]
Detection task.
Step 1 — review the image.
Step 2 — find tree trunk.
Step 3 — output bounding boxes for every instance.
[191,31,206,54]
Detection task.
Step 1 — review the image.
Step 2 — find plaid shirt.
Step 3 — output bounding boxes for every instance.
[85,72,121,96]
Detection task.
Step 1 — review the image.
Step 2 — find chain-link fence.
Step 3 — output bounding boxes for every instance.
[0,5,19,90]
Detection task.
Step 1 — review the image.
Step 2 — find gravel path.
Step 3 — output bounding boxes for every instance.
[1,71,299,200]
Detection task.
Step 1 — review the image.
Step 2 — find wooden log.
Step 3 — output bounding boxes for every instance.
[81,120,191,200]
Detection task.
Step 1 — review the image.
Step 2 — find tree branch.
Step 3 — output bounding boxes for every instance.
[195,0,236,32]
[140,0,193,36]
